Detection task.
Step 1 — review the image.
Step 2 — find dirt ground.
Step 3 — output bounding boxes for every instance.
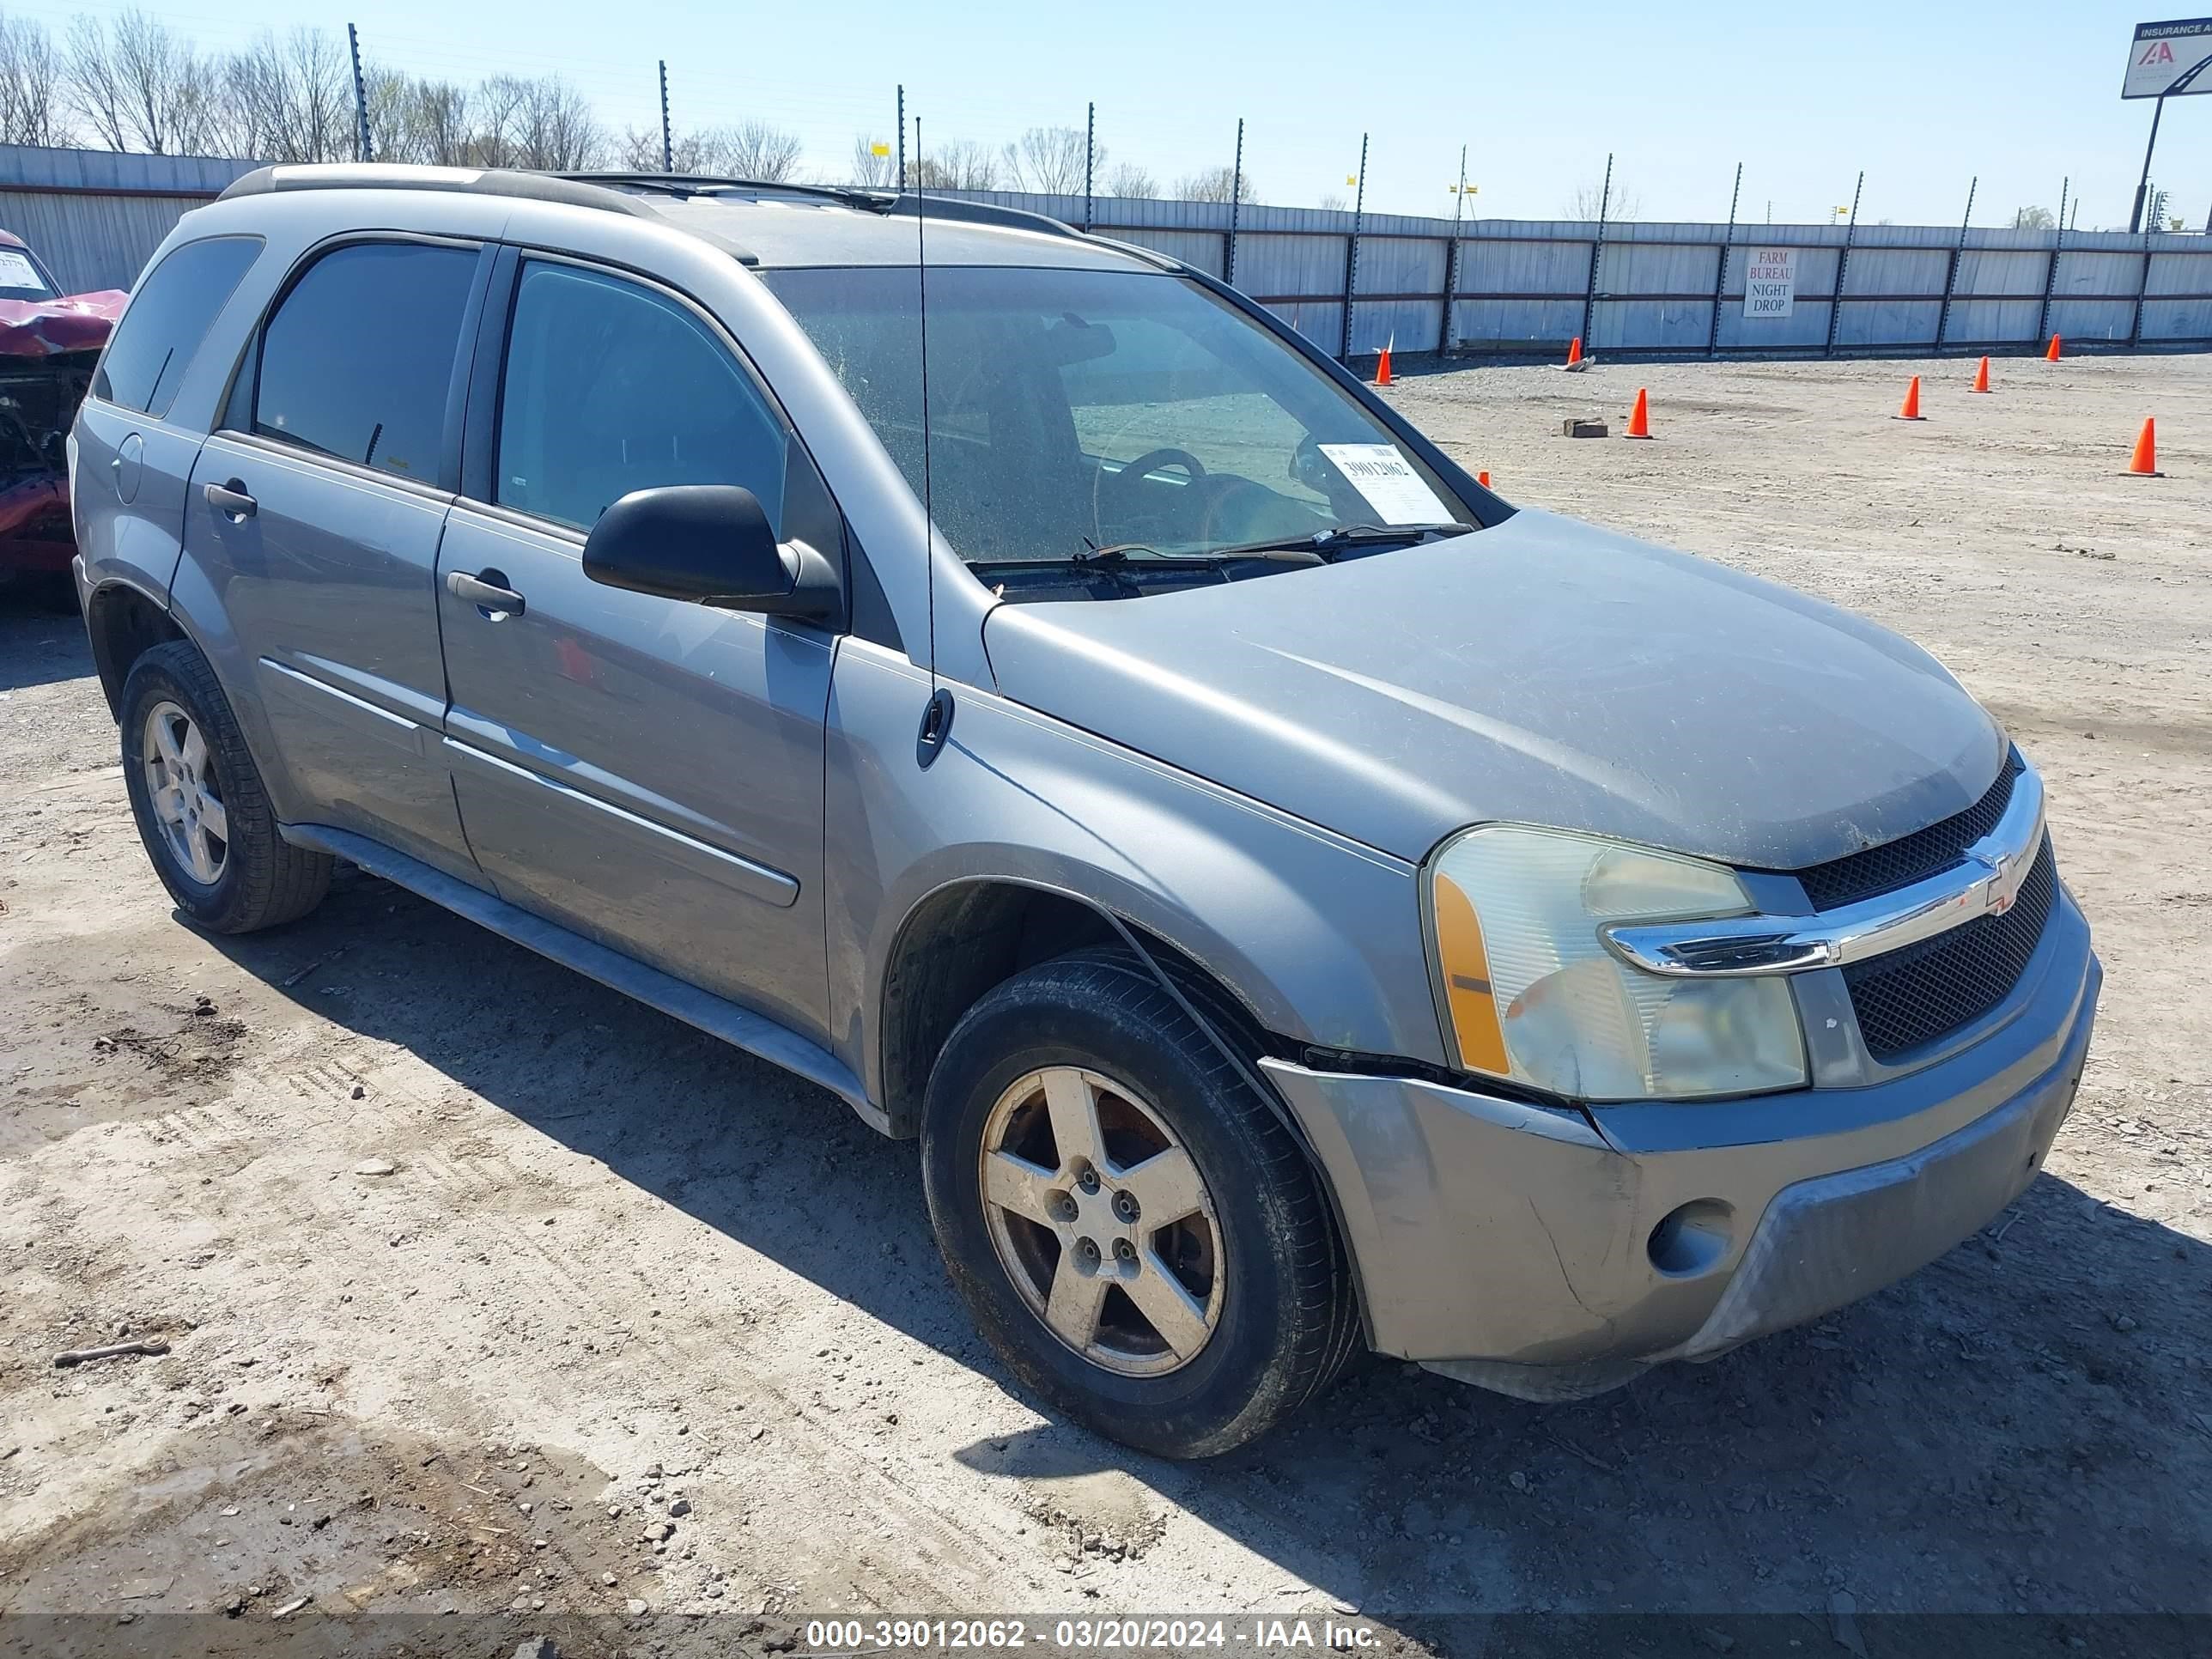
[2,350,2208,1656]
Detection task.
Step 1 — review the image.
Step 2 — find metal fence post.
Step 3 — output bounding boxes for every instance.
[346,22,373,163]
[658,61,673,173]
[1936,175,1975,352]
[1581,151,1612,347]
[1084,101,1094,232]
[1225,118,1243,288]
[1709,161,1741,357]
[896,85,905,191]
[1340,131,1367,362]
[2036,176,2067,347]
[1439,143,1466,356]
[1824,169,1863,356]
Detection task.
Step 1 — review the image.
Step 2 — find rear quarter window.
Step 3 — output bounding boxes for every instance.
[92,235,264,420]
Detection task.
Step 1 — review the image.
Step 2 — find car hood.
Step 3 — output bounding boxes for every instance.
[979,507,2007,870]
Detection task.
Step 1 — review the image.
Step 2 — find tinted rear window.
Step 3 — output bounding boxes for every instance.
[253,241,477,484]
[92,235,263,419]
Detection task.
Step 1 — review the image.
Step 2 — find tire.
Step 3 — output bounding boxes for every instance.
[921,946,1354,1457]
[118,640,331,933]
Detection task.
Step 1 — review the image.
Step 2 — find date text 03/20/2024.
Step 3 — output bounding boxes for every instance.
[803,1618,1385,1650]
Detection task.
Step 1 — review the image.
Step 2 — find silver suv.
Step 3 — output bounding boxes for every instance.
[69,165,2100,1457]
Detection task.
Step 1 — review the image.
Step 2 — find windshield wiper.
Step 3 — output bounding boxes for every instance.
[1207,522,1474,562]
[968,543,1324,580]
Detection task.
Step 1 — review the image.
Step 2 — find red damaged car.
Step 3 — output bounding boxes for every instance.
[0,229,123,587]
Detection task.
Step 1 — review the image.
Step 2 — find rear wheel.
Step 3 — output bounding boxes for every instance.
[921,947,1354,1457]
[119,641,331,933]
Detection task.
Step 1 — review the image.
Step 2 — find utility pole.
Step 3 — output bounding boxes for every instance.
[658,61,673,173]
[1341,131,1368,362]
[1225,117,1244,288]
[346,22,373,163]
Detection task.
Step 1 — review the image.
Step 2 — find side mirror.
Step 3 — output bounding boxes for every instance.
[581,484,838,618]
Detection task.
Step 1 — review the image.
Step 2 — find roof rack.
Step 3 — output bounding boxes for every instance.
[555,172,894,212]
[215,163,651,217]
[880,194,1184,273]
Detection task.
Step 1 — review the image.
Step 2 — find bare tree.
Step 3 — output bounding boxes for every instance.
[2011,204,2055,230]
[617,123,710,173]
[1565,176,1638,222]
[848,133,896,187]
[910,141,1001,190]
[66,9,222,155]
[464,74,600,170]
[0,15,72,147]
[1316,191,1347,212]
[1002,125,1093,194]
[713,119,802,182]
[1176,165,1254,204]
[219,29,352,162]
[368,73,473,166]
[1102,161,1156,198]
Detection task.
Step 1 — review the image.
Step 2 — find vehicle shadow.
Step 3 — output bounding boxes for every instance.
[0,579,89,691]
[202,866,2211,1630]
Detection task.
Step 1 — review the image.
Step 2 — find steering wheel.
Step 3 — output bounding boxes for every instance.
[1097,447,1209,530]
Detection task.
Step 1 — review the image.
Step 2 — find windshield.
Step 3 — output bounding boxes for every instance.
[761,264,1475,573]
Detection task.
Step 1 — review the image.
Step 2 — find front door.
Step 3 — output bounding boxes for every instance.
[436,255,836,1040]
[184,237,488,879]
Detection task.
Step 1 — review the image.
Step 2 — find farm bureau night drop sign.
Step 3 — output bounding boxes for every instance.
[1744,248,1796,319]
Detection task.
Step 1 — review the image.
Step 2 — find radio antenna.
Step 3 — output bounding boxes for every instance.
[913,118,954,767]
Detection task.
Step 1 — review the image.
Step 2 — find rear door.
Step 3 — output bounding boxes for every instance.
[184,236,489,879]
[435,252,837,1039]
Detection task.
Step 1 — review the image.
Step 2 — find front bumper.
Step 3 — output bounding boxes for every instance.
[1260,886,2100,1401]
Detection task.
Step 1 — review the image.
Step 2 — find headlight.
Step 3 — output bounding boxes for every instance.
[1426,824,1808,1101]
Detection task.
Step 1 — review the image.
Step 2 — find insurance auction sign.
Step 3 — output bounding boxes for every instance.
[2124,16,2212,98]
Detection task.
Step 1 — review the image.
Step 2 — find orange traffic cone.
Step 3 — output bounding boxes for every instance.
[1625,387,1653,439]
[1375,339,1393,386]
[2123,417,2162,477]
[1972,356,1991,393]
[1565,335,1583,367]
[2045,333,2063,362]
[1478,470,1491,488]
[1894,374,1926,421]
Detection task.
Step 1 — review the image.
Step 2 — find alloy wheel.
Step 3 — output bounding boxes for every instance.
[141,700,228,885]
[977,1065,1224,1376]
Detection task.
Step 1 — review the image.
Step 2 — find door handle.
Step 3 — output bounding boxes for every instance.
[447,568,526,617]
[204,478,257,520]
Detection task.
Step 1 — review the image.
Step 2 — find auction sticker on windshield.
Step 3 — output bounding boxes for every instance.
[1317,443,1455,525]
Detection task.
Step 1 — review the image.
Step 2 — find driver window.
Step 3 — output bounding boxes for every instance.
[496,261,787,534]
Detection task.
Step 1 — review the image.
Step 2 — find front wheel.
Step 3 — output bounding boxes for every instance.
[921,948,1355,1457]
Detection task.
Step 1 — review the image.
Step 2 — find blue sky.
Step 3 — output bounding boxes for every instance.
[14,0,2203,228]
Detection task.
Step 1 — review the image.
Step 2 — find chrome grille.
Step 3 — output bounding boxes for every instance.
[1842,835,2057,1062]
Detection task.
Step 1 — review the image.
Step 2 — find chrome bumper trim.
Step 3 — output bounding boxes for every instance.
[1602,763,2046,978]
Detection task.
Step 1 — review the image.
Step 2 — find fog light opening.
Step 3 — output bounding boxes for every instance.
[1648,1199,1735,1278]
